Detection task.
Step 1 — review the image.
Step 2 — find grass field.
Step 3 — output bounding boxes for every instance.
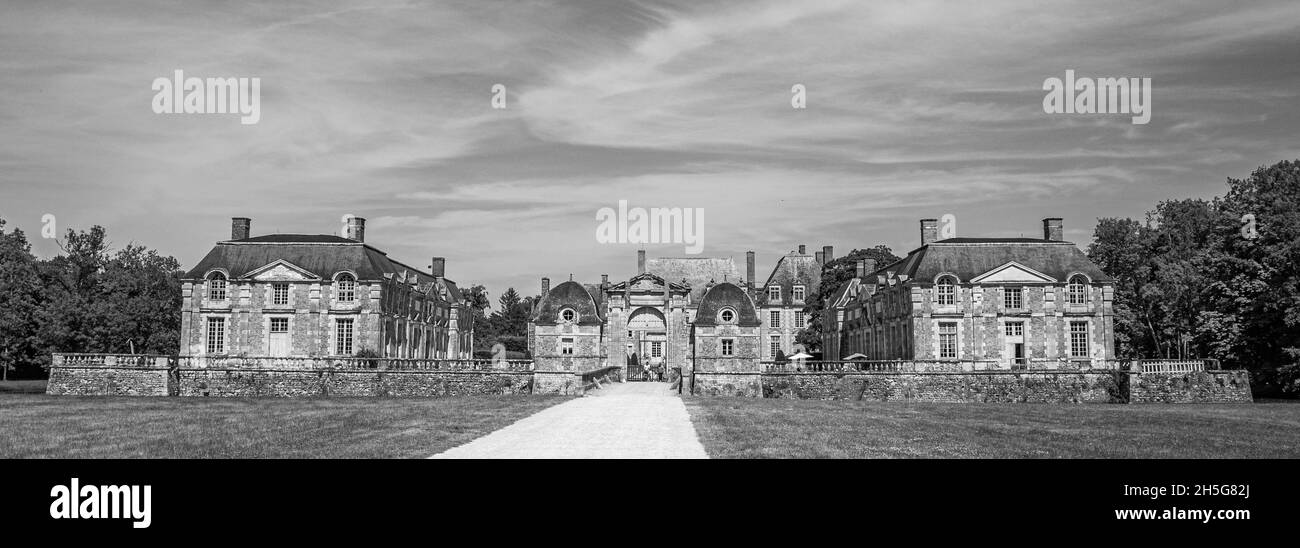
[685,398,1300,458]
[0,390,567,458]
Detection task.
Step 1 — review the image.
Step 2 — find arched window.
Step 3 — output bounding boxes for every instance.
[1067,275,1088,305]
[337,273,356,302]
[207,272,227,301]
[936,275,956,306]
[719,308,736,324]
[560,308,577,323]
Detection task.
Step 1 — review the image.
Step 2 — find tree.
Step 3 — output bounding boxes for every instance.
[0,218,45,379]
[797,245,900,352]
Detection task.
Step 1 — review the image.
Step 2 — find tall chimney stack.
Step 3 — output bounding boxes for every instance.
[798,244,806,255]
[541,277,550,298]
[346,216,366,242]
[746,251,756,287]
[637,249,646,274]
[862,258,877,278]
[1043,217,1064,241]
[430,257,445,278]
[823,245,833,262]
[231,217,251,240]
[920,219,939,245]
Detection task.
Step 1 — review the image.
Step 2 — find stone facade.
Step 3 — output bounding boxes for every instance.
[757,246,823,360]
[179,217,474,362]
[830,218,1116,368]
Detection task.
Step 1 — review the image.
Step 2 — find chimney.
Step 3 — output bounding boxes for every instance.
[746,251,756,287]
[541,277,550,298]
[346,216,366,242]
[815,251,824,264]
[430,257,445,278]
[822,245,833,261]
[231,217,251,240]
[601,274,610,290]
[856,260,866,279]
[637,249,646,274]
[862,258,877,279]
[1043,217,1064,241]
[798,244,806,255]
[920,219,939,245]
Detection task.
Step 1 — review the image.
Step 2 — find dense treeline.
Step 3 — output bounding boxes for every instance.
[1087,159,1300,394]
[0,222,182,379]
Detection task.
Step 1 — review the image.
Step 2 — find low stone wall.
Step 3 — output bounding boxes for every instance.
[1128,370,1252,403]
[692,372,763,397]
[46,365,172,397]
[760,371,1124,403]
[734,369,1252,403]
[175,368,535,398]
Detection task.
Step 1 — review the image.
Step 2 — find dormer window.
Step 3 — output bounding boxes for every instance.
[767,286,781,301]
[336,273,356,303]
[719,308,736,324]
[937,276,956,306]
[1067,275,1088,305]
[207,272,227,301]
[792,285,806,301]
[560,308,577,323]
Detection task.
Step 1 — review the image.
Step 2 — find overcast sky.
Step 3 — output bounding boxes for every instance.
[1,0,1297,301]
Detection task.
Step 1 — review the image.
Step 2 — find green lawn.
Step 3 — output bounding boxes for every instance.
[684,398,1300,458]
[0,380,48,394]
[0,393,567,458]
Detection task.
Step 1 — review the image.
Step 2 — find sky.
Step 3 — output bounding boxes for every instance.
[1,0,1297,303]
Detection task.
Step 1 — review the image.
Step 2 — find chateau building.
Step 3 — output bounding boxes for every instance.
[179,217,474,360]
[756,245,826,359]
[824,218,1115,368]
[529,247,824,376]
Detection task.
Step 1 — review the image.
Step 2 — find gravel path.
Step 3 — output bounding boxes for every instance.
[430,382,708,459]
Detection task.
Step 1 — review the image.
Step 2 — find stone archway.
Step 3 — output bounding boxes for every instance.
[628,307,667,380]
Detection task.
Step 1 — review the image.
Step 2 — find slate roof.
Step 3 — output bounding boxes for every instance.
[182,235,465,299]
[646,257,743,302]
[873,239,1113,284]
[693,282,761,327]
[757,251,821,306]
[533,280,605,326]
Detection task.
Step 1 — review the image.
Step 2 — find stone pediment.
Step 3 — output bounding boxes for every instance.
[245,260,319,281]
[969,261,1056,284]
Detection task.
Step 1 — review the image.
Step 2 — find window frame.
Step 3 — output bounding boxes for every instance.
[1067,276,1088,306]
[936,276,956,306]
[272,282,290,307]
[335,318,354,355]
[560,308,577,323]
[769,310,781,328]
[1070,321,1089,358]
[718,308,736,324]
[336,273,357,303]
[207,272,228,301]
[560,337,575,355]
[792,285,806,301]
[938,321,958,359]
[206,317,226,354]
[1003,287,1023,310]
[767,285,781,302]
[721,338,735,357]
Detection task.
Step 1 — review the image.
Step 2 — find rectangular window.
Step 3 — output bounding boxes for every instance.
[794,311,806,328]
[1004,287,1022,309]
[793,285,805,301]
[939,322,957,359]
[206,317,225,354]
[561,337,574,355]
[335,318,354,355]
[768,286,781,301]
[651,341,662,358]
[1004,322,1023,337]
[1070,321,1089,358]
[270,317,289,333]
[770,310,781,328]
[937,283,954,306]
[770,336,781,358]
[721,338,734,357]
[272,283,290,306]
